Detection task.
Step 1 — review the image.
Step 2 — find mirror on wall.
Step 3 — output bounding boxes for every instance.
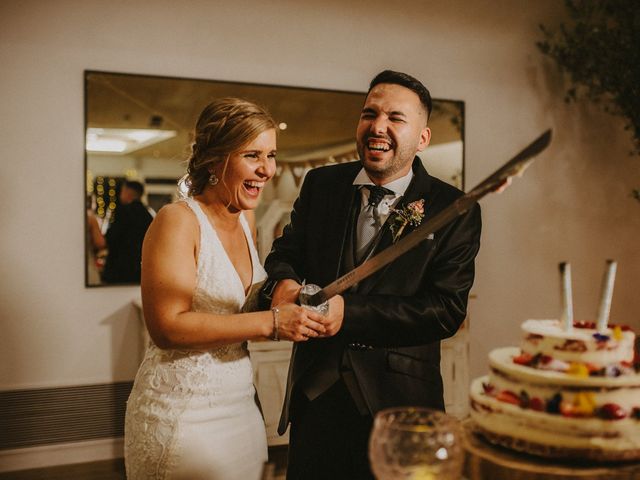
[84,71,464,287]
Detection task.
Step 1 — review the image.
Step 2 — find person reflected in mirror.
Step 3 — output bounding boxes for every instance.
[86,194,106,284]
[101,180,153,284]
[123,98,332,480]
[262,70,482,479]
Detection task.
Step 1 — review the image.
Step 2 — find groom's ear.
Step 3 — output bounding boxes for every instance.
[416,127,431,153]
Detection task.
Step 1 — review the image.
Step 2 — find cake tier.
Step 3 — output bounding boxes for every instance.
[486,347,640,420]
[520,319,635,367]
[489,347,640,390]
[470,376,640,461]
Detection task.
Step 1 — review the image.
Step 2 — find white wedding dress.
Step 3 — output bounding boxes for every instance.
[124,198,268,480]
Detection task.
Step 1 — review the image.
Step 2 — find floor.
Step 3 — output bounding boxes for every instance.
[0,447,288,480]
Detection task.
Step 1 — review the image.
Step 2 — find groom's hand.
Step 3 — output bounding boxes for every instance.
[318,295,344,337]
[271,279,302,307]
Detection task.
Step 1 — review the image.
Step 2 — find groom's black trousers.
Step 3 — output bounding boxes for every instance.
[285,379,374,480]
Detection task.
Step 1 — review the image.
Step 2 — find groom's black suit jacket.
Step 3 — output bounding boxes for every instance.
[264,157,482,434]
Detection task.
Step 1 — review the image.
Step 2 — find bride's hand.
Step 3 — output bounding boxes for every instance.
[275,303,327,342]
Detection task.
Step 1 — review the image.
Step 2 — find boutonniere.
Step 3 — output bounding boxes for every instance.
[389,199,425,242]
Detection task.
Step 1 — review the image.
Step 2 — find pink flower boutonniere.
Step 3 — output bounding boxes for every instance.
[389,199,425,243]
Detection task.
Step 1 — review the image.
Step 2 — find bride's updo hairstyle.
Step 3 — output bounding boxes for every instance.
[185,97,277,196]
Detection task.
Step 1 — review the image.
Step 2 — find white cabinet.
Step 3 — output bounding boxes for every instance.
[248,341,293,446]
[248,325,470,447]
[441,324,470,419]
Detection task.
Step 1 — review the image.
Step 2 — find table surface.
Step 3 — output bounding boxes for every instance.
[462,420,640,480]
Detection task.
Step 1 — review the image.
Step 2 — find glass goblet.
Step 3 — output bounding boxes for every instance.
[298,283,329,315]
[369,407,464,480]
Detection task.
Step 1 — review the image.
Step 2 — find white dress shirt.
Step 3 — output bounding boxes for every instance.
[352,168,414,223]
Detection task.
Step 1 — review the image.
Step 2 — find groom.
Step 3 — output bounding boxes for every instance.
[263,70,482,479]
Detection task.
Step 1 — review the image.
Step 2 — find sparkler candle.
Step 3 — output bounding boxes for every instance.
[596,259,617,332]
[559,262,573,331]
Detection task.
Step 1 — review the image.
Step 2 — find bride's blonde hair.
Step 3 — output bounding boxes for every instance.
[184,97,276,196]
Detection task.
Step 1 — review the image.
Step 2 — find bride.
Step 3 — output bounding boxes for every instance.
[124,98,335,479]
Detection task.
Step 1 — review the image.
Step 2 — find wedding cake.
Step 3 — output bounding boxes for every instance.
[469,318,640,461]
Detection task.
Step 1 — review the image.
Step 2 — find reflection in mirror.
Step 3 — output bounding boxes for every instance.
[85,71,464,287]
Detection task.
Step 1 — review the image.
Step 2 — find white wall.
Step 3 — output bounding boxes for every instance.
[1,0,638,390]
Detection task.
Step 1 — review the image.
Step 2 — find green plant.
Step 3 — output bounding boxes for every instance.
[537,0,640,200]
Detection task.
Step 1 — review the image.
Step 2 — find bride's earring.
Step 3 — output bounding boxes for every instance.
[208,172,219,186]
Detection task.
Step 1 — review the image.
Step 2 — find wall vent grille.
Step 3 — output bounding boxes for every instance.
[0,381,133,450]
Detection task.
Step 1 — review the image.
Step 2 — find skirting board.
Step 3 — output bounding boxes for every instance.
[0,437,123,473]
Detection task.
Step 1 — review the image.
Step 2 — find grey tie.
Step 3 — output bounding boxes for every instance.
[356,185,393,262]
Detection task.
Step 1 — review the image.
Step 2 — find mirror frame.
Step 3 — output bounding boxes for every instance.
[84,70,465,287]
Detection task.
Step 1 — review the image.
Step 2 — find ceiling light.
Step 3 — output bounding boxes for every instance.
[86,128,177,154]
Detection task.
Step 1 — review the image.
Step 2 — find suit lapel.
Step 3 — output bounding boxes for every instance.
[357,158,432,294]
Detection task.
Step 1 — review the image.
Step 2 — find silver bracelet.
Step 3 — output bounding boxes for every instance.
[271,307,280,341]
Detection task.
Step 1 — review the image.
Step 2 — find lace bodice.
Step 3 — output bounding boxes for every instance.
[124,198,268,480]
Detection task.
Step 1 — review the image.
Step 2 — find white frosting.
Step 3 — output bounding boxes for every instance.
[470,377,640,452]
[469,319,640,458]
[489,347,640,409]
[520,319,635,366]
[489,347,640,388]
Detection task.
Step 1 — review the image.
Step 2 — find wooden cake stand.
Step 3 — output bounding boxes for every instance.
[462,420,640,480]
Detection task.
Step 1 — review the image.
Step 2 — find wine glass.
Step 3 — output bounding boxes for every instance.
[369,407,464,480]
